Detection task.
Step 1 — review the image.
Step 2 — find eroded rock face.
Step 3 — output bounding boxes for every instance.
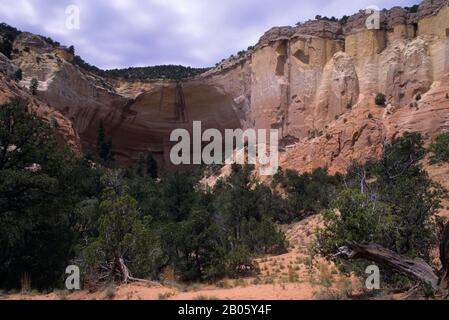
[280,95,386,175]
[0,72,81,154]
[385,74,449,141]
[106,82,241,169]
[5,0,449,174]
[11,34,243,168]
[207,0,449,173]
[0,53,19,78]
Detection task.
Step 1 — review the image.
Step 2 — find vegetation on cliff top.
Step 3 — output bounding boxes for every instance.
[72,47,210,80]
[0,23,21,58]
[103,65,210,80]
[73,53,209,80]
[1,22,209,80]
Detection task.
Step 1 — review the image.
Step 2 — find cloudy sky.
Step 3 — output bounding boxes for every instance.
[0,0,420,69]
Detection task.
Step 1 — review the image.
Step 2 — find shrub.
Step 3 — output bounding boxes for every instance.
[104,284,116,300]
[429,132,449,163]
[146,152,158,178]
[13,69,22,81]
[0,23,21,58]
[158,292,175,300]
[96,122,114,163]
[375,93,386,106]
[406,5,419,13]
[29,78,38,95]
[272,168,342,223]
[41,36,60,47]
[340,15,349,25]
[225,246,257,278]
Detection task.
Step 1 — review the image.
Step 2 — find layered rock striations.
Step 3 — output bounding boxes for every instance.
[4,0,449,173]
[0,54,81,153]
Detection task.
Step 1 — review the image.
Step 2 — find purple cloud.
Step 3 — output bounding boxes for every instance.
[0,0,420,69]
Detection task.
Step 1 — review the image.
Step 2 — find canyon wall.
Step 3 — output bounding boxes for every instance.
[4,0,449,174]
[203,0,449,174]
[0,54,81,153]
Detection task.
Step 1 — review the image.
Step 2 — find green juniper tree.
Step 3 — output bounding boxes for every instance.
[0,23,21,58]
[316,133,445,286]
[272,167,342,223]
[0,100,87,289]
[13,68,22,81]
[80,186,161,283]
[135,152,146,177]
[146,152,158,179]
[30,78,38,95]
[429,132,449,164]
[96,122,113,163]
[375,93,386,106]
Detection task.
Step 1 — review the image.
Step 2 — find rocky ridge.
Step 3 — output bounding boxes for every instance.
[1,0,448,174]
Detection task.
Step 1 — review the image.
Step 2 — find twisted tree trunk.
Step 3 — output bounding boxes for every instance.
[118,258,161,287]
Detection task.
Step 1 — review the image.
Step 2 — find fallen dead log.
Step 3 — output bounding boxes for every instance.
[338,242,441,292]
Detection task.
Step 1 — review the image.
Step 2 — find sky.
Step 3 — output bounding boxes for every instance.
[0,0,421,70]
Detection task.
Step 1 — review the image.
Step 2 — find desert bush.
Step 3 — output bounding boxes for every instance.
[104,284,116,300]
[13,69,22,81]
[0,23,21,58]
[29,78,38,95]
[225,246,257,278]
[272,168,342,223]
[375,93,386,106]
[194,295,220,300]
[158,291,176,300]
[429,132,449,164]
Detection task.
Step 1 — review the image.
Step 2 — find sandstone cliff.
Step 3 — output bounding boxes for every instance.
[4,0,449,174]
[0,56,81,153]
